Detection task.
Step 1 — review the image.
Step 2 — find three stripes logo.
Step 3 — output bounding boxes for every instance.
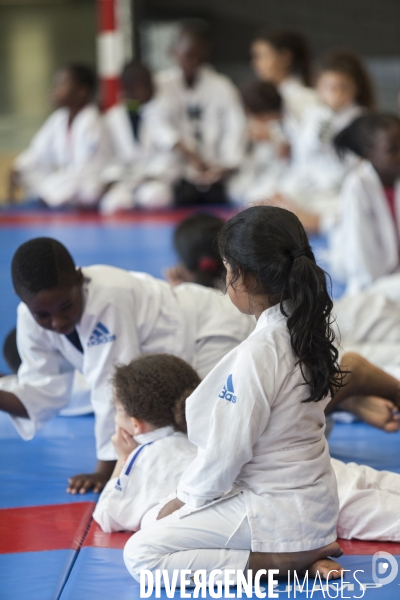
[87,322,116,347]
[219,374,237,404]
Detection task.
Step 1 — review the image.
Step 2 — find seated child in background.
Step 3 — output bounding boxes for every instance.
[250,30,317,135]
[281,49,376,213]
[93,354,198,533]
[10,64,110,208]
[155,20,247,205]
[327,113,400,294]
[228,81,289,205]
[165,213,225,288]
[101,62,179,213]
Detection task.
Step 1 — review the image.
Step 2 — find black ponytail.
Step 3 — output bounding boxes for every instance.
[334,113,400,159]
[218,206,343,403]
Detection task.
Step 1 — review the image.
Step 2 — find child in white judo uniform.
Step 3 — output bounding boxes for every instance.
[10,64,110,208]
[0,238,254,494]
[228,81,289,205]
[154,21,247,205]
[250,30,317,137]
[124,205,345,583]
[100,352,400,543]
[279,49,375,223]
[328,113,400,294]
[100,62,178,213]
[166,212,400,433]
[93,354,198,532]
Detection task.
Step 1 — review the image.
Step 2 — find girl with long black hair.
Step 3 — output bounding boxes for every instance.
[124,205,344,584]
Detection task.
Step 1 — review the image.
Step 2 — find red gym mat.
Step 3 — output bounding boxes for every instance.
[0,502,95,554]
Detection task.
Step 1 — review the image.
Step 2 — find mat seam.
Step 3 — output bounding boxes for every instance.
[54,514,94,600]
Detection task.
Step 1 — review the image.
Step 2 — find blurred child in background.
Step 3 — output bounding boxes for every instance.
[228,81,289,205]
[10,64,110,208]
[250,30,317,136]
[328,113,400,294]
[286,49,375,200]
[101,62,179,213]
[155,20,247,205]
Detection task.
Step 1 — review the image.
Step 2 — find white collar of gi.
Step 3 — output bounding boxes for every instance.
[255,300,291,330]
[278,76,302,94]
[134,425,175,446]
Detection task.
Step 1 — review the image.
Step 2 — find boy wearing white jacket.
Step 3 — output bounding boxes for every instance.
[0,238,254,495]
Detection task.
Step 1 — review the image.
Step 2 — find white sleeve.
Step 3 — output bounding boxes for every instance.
[177,356,271,508]
[0,305,74,439]
[329,177,377,293]
[37,117,111,207]
[93,444,151,532]
[146,95,181,151]
[85,290,144,461]
[14,114,58,193]
[217,85,247,169]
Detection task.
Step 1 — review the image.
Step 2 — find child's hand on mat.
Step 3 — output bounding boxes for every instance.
[67,472,109,494]
[157,497,185,520]
[112,425,137,460]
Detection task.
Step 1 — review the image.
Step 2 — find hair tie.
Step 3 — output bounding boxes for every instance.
[198,257,220,273]
[290,248,309,261]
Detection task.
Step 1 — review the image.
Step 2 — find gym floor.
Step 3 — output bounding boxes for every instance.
[0,207,399,599]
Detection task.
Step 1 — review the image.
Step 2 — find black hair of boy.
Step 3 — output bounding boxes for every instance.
[66,63,97,97]
[12,238,77,298]
[241,81,283,114]
[178,18,211,49]
[121,61,152,92]
[112,354,201,433]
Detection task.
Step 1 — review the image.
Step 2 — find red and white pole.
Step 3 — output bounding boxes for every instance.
[96,0,126,110]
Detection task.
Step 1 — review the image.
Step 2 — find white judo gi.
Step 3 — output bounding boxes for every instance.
[154,66,247,180]
[124,303,338,582]
[279,103,361,227]
[332,458,400,542]
[228,138,289,205]
[0,266,254,460]
[278,77,318,136]
[328,160,400,294]
[14,104,111,207]
[93,426,196,532]
[100,102,179,213]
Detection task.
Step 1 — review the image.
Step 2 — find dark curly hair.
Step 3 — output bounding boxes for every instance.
[218,206,343,403]
[112,354,201,433]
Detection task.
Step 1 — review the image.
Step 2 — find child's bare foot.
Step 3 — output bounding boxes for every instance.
[309,558,344,580]
[338,395,400,432]
[249,541,343,575]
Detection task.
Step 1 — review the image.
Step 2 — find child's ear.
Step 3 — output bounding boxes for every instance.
[131,417,145,435]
